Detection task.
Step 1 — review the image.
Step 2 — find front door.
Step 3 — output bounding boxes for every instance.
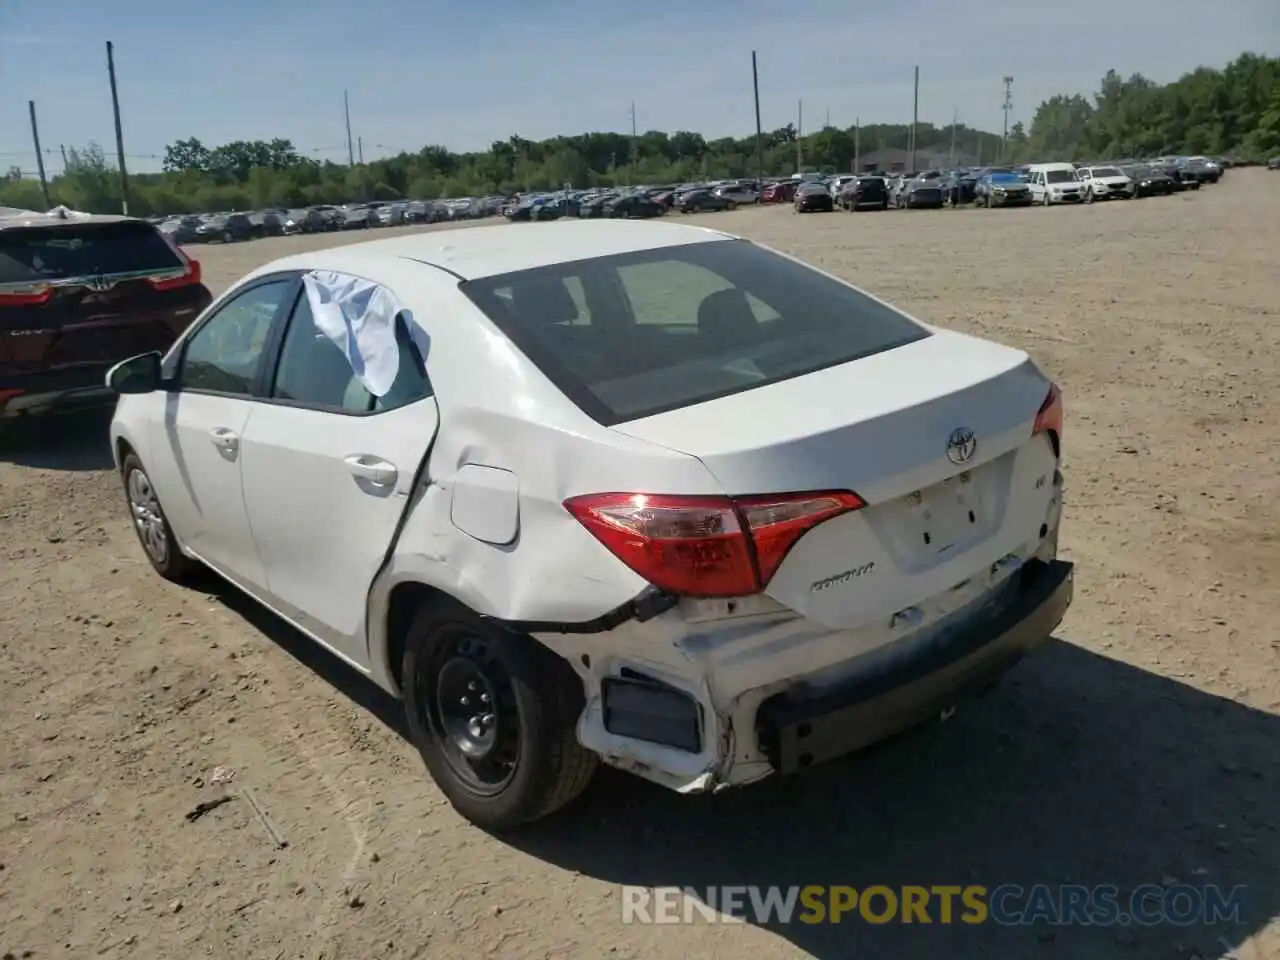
[145,276,296,589]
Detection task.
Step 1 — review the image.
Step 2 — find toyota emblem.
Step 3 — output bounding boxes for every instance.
[85,275,114,293]
[946,427,977,465]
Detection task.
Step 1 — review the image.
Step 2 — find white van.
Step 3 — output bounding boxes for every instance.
[1026,163,1084,205]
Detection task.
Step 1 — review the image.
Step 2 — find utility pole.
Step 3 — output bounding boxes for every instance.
[751,51,763,186]
[949,106,958,166]
[28,101,50,209]
[1002,76,1014,162]
[825,107,830,129]
[854,117,861,173]
[630,100,637,183]
[796,100,803,172]
[909,65,919,173]
[357,136,364,165]
[344,89,355,165]
[105,41,130,215]
[59,144,68,171]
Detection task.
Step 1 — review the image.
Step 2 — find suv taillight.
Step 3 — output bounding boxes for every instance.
[149,233,202,291]
[564,490,865,598]
[0,285,53,307]
[1033,382,1064,455]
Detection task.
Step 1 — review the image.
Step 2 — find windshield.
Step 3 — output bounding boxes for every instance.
[1045,170,1075,183]
[1092,167,1124,177]
[0,220,183,285]
[989,173,1021,183]
[461,240,929,425]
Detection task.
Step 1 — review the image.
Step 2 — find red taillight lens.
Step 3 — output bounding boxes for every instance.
[564,490,865,598]
[147,256,201,292]
[1033,382,1063,453]
[148,234,201,291]
[0,285,53,307]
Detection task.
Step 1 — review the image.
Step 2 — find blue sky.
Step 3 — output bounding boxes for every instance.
[1,0,1276,175]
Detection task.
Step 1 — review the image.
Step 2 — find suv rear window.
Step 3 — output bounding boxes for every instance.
[0,220,184,285]
[461,239,929,425]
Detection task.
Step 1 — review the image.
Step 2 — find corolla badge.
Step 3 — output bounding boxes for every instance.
[946,427,977,465]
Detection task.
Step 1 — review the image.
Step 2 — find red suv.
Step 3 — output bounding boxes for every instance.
[0,210,211,421]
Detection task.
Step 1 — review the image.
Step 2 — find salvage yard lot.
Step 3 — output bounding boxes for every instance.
[2,172,1278,960]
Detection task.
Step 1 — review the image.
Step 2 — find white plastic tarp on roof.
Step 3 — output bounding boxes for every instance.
[302,269,427,397]
[0,205,95,222]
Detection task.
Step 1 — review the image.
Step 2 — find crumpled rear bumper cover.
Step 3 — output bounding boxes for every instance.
[756,558,1074,775]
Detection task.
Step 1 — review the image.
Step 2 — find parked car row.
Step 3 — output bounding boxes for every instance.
[502,178,774,223]
[785,153,1224,215]
[150,198,506,245]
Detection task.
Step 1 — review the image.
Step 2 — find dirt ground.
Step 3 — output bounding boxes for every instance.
[2,172,1278,960]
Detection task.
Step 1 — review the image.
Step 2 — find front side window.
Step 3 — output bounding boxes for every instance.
[462,239,928,425]
[180,279,292,395]
[271,290,432,413]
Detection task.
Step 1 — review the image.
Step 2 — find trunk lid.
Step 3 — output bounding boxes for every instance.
[613,328,1060,628]
[0,219,210,373]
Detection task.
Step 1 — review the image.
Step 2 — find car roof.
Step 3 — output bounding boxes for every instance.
[0,207,139,231]
[256,218,738,281]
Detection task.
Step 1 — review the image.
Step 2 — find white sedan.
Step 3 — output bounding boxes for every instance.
[107,219,1072,830]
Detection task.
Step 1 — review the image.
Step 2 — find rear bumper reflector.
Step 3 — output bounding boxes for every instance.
[756,558,1074,774]
[602,677,703,753]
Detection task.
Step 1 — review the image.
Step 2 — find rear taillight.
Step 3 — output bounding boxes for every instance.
[1033,382,1063,454]
[0,285,52,307]
[149,235,202,291]
[147,256,201,291]
[564,490,865,598]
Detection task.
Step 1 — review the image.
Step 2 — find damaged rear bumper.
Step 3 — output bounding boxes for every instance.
[757,558,1073,774]
[540,556,1073,793]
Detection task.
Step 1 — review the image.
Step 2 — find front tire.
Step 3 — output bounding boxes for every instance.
[121,452,198,582]
[402,599,598,831]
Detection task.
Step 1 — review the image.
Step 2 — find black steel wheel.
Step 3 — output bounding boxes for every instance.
[402,599,598,830]
[427,633,520,795]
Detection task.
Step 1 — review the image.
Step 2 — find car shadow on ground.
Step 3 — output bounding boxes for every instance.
[0,410,116,471]
[199,580,1280,960]
[203,574,409,738]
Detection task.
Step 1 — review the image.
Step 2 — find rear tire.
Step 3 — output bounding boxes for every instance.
[120,452,199,583]
[401,599,598,831]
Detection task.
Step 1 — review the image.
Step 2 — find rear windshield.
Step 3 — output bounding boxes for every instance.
[460,239,929,425]
[0,220,182,285]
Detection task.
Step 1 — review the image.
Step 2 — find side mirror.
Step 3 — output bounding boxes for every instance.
[106,351,162,395]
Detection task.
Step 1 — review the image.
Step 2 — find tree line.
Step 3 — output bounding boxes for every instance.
[1,54,1275,217]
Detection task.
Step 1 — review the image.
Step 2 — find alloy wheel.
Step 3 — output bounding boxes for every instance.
[126,468,169,565]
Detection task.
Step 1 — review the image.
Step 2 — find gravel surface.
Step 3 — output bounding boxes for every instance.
[2,171,1277,960]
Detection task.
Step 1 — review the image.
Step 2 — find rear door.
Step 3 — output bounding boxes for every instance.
[237,284,439,666]
[0,219,208,377]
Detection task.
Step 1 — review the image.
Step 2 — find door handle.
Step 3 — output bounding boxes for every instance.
[209,428,239,451]
[344,455,397,486]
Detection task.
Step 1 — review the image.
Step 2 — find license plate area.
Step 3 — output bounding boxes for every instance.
[906,470,991,559]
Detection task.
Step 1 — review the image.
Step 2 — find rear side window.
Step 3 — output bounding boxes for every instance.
[0,221,184,285]
[462,239,928,425]
[271,291,433,414]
